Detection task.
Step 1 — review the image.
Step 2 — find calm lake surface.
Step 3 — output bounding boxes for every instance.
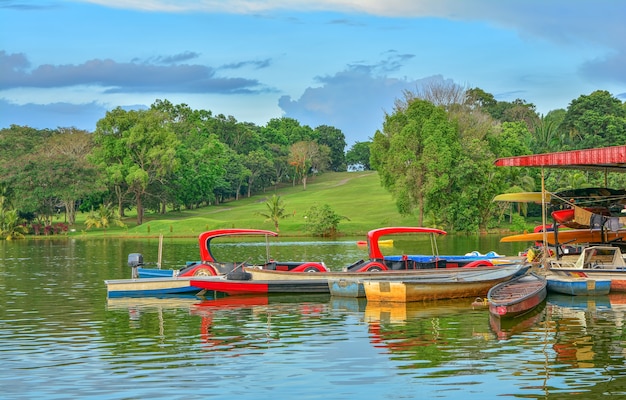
[1,235,626,399]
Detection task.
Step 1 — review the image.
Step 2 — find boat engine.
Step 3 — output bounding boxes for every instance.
[128,253,144,267]
[128,253,144,279]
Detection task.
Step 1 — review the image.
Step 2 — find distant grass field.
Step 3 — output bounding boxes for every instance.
[71,171,424,238]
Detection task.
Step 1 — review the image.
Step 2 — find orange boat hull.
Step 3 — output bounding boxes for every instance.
[501,229,626,245]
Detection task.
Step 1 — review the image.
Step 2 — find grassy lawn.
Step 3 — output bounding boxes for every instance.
[64,171,525,239]
[70,171,422,238]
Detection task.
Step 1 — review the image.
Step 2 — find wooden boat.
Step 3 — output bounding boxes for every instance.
[346,226,511,272]
[548,245,626,292]
[360,264,530,303]
[488,272,547,318]
[545,274,611,296]
[136,228,329,278]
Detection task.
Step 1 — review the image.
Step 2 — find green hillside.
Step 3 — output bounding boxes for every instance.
[75,171,423,238]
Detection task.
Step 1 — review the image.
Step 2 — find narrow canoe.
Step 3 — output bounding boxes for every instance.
[546,274,611,296]
[488,273,547,318]
[361,264,530,303]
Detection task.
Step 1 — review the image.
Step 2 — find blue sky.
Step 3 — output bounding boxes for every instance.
[1,0,625,146]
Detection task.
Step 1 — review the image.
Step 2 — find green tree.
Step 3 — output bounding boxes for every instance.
[256,194,290,231]
[314,125,347,172]
[244,150,274,198]
[372,98,459,225]
[561,90,626,149]
[92,108,180,225]
[346,141,372,170]
[304,204,349,237]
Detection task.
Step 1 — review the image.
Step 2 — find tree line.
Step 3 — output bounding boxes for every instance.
[0,87,625,238]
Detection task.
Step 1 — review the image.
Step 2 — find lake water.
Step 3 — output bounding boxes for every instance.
[1,236,626,399]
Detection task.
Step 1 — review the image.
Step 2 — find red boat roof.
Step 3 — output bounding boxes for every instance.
[198,229,277,262]
[366,227,447,259]
[494,145,626,173]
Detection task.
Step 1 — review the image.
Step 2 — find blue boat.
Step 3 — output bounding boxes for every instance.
[546,274,612,296]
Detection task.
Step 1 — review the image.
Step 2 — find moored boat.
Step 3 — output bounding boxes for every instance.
[346,226,512,272]
[106,228,329,298]
[488,272,547,318]
[360,264,530,303]
[105,276,204,298]
[190,274,330,295]
[549,246,626,292]
[136,228,329,279]
[546,274,611,296]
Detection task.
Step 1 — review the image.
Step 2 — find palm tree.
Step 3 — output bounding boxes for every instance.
[0,208,28,240]
[85,203,125,232]
[256,195,290,232]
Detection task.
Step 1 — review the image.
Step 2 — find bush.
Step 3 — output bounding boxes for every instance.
[303,204,349,237]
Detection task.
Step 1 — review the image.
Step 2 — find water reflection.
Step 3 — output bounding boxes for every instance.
[4,238,626,399]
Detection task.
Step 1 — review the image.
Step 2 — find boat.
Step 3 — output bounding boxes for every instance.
[357,239,393,247]
[487,272,547,318]
[105,276,204,298]
[106,229,329,298]
[545,274,611,296]
[500,228,626,245]
[190,274,331,295]
[136,228,329,278]
[360,264,530,303]
[550,207,611,229]
[345,226,512,272]
[548,245,626,292]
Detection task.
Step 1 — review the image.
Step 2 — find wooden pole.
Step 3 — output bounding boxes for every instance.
[157,234,163,269]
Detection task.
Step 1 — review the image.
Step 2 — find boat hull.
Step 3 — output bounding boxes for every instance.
[488,273,547,318]
[546,275,612,296]
[328,278,366,298]
[500,229,626,245]
[361,265,530,303]
[190,277,330,295]
[105,277,201,298]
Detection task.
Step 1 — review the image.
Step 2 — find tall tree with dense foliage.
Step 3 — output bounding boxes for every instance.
[561,90,626,149]
[371,98,459,226]
[91,108,180,225]
[314,125,347,172]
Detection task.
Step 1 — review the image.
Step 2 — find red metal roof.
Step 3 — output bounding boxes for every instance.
[494,145,626,173]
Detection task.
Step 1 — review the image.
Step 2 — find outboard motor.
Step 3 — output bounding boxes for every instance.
[128,253,144,279]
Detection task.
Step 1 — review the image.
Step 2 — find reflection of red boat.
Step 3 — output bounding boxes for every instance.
[489,301,546,340]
